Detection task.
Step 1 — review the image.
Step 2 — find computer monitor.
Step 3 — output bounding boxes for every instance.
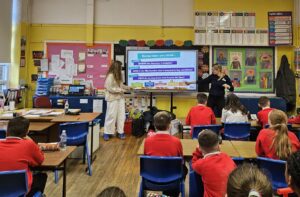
[68,85,85,96]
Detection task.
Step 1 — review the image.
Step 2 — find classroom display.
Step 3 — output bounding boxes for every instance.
[46,43,111,89]
[213,46,275,93]
[268,11,293,46]
[127,50,198,91]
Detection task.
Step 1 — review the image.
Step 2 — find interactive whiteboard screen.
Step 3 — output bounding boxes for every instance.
[127,50,197,91]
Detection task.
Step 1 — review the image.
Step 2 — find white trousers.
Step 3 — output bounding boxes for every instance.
[104,98,125,135]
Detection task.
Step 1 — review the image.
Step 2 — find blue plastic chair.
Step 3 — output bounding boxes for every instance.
[232,157,245,166]
[0,129,6,139]
[0,170,42,197]
[55,122,92,183]
[265,124,292,130]
[224,122,251,140]
[192,125,222,139]
[189,162,203,197]
[139,156,185,197]
[257,157,287,190]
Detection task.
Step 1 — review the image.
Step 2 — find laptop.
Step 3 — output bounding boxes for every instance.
[68,85,85,96]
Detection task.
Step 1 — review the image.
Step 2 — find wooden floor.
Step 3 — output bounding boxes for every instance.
[44,135,144,197]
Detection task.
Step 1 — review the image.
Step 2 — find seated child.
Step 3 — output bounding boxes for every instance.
[221,93,248,123]
[288,113,300,124]
[186,93,216,135]
[257,96,274,128]
[227,163,273,197]
[256,109,300,160]
[286,150,300,196]
[192,129,236,197]
[144,111,186,197]
[0,117,47,197]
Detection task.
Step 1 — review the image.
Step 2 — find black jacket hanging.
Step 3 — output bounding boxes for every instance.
[275,55,296,110]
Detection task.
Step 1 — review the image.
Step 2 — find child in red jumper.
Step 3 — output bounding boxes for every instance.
[186,93,216,136]
[257,96,274,128]
[192,129,236,197]
[256,109,300,160]
[144,111,186,197]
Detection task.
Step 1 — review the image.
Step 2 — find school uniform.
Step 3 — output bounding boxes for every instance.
[256,128,300,159]
[221,109,248,123]
[104,73,126,135]
[288,115,300,124]
[192,148,236,197]
[257,107,274,127]
[0,137,47,196]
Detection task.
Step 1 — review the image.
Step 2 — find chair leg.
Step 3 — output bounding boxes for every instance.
[139,179,144,197]
[181,181,185,197]
[54,170,59,184]
[83,145,86,164]
[85,141,92,176]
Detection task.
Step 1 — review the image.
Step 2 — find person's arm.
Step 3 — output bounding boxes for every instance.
[28,142,44,166]
[200,74,213,84]
[221,109,226,123]
[224,75,234,91]
[186,109,191,125]
[211,110,216,124]
[255,131,264,156]
[191,147,203,164]
[288,115,300,124]
[191,147,204,174]
[104,74,124,94]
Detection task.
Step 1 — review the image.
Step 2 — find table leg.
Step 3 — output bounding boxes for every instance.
[63,160,66,197]
[90,122,96,163]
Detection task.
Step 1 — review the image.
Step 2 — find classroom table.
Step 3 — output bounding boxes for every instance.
[137,139,240,158]
[0,121,55,132]
[34,146,76,197]
[230,141,257,159]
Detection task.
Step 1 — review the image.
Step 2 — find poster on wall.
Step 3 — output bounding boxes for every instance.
[213,46,275,93]
[294,48,300,71]
[268,11,293,46]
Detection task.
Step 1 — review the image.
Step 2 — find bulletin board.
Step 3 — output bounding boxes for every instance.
[213,46,275,93]
[46,42,112,89]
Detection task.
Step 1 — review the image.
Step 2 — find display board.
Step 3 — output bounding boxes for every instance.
[46,42,112,89]
[213,46,275,93]
[127,50,198,91]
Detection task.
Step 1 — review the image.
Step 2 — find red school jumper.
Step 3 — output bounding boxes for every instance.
[257,107,274,128]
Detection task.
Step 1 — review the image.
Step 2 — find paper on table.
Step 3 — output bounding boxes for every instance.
[93,99,103,113]
[1,113,13,117]
[61,49,73,59]
[41,59,49,71]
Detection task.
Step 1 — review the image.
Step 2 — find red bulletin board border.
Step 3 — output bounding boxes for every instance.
[46,42,112,89]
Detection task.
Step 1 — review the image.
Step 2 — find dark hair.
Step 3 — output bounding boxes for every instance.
[97,187,126,197]
[198,129,219,152]
[154,111,171,131]
[107,61,123,85]
[7,116,30,138]
[197,93,208,104]
[224,93,248,115]
[227,164,273,197]
[258,96,270,108]
[287,151,300,193]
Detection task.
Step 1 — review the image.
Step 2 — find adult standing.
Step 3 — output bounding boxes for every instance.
[200,64,234,117]
[103,60,130,141]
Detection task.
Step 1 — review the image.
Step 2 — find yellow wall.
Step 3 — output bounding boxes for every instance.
[24,0,295,117]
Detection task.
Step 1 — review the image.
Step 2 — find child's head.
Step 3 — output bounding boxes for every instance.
[268,109,291,160]
[107,60,123,84]
[258,96,270,108]
[286,150,300,195]
[7,117,30,138]
[197,129,219,154]
[97,186,126,197]
[225,93,248,115]
[153,111,171,131]
[197,93,208,105]
[227,163,273,197]
[212,64,222,75]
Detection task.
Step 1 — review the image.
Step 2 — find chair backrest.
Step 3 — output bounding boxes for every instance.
[224,122,251,140]
[34,96,52,108]
[232,157,245,166]
[192,124,222,139]
[0,170,28,197]
[140,156,183,183]
[0,129,6,139]
[257,157,287,189]
[59,122,89,145]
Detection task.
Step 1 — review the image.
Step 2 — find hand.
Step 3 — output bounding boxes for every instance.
[184,81,191,85]
[223,84,230,89]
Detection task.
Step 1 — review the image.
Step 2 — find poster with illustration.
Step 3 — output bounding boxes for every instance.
[216,49,228,66]
[245,49,257,66]
[244,68,256,84]
[229,70,242,87]
[229,52,242,69]
[259,52,273,69]
[260,72,272,89]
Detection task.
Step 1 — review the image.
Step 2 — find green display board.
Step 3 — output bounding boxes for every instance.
[213,46,275,93]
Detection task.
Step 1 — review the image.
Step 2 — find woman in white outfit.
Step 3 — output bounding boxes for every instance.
[103,61,130,141]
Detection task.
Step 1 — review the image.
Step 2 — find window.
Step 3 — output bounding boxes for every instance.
[0,64,9,92]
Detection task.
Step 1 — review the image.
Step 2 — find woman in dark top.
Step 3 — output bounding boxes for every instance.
[201,64,234,117]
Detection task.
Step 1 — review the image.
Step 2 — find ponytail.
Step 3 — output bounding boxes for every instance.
[271,123,292,160]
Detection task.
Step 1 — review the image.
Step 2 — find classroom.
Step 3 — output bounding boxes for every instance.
[1,0,300,196]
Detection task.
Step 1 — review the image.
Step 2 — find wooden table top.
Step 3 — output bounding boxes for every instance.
[51,112,100,123]
[0,121,55,132]
[41,146,76,167]
[230,141,257,159]
[137,139,240,158]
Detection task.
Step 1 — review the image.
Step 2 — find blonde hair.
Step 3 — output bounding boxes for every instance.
[269,109,292,160]
[107,61,122,85]
[213,64,222,73]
